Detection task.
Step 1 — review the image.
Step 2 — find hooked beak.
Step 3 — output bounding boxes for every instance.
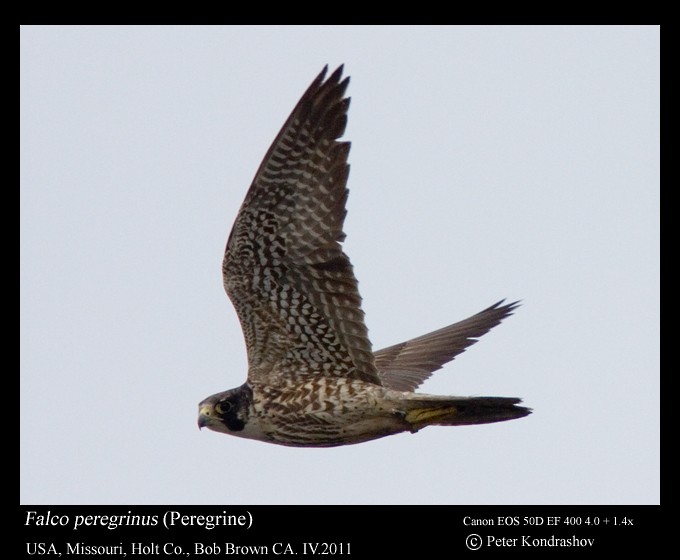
[198,405,212,430]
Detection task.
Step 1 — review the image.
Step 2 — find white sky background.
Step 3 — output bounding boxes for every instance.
[20,26,659,505]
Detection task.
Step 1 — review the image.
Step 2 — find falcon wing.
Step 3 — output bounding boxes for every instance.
[223,66,379,385]
[375,300,519,391]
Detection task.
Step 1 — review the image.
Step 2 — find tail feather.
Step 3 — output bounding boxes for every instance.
[404,396,531,429]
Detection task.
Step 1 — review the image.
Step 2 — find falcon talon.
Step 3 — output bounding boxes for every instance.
[198,65,531,447]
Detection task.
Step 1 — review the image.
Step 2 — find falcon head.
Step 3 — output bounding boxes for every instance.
[198,383,252,434]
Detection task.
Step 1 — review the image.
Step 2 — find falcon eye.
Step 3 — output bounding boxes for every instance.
[216,400,234,414]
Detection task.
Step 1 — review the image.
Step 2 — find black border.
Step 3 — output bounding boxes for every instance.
[20,505,660,555]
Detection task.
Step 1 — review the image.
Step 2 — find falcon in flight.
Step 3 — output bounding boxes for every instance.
[198,65,530,447]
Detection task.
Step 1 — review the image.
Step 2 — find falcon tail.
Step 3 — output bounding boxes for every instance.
[403,396,531,429]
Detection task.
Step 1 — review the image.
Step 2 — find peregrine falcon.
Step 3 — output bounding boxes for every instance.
[198,65,530,447]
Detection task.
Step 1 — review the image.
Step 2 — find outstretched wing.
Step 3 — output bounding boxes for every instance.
[375,300,519,391]
[223,66,379,385]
